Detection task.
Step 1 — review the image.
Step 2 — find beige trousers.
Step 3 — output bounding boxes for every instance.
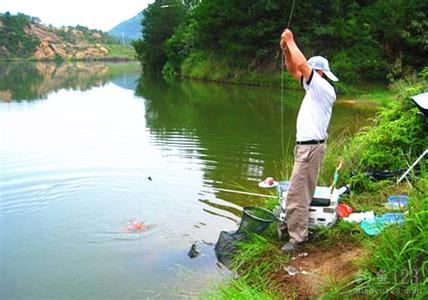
[286,144,326,243]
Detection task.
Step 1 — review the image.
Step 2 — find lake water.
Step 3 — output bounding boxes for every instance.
[0,62,375,299]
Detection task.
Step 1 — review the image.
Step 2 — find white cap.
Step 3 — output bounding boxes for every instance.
[307,56,339,81]
[411,92,428,110]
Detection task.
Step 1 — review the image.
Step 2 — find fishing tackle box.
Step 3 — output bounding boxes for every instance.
[275,181,348,228]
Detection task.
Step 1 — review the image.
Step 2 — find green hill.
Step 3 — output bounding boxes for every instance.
[0,12,135,61]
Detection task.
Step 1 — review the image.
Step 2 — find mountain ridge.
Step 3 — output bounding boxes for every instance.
[108,13,143,44]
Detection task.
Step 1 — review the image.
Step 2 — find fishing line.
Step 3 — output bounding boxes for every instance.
[287,0,297,29]
[208,186,277,198]
[280,0,297,158]
[280,53,285,157]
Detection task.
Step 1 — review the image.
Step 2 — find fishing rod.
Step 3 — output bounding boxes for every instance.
[280,0,297,156]
[396,149,428,184]
[145,177,278,199]
[287,0,297,29]
[211,186,277,199]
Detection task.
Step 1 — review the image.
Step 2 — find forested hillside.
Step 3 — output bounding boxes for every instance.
[133,0,427,83]
[0,12,133,60]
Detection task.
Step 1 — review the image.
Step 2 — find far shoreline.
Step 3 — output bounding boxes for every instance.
[0,57,138,63]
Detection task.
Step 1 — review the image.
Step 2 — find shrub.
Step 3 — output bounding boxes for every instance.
[344,71,428,190]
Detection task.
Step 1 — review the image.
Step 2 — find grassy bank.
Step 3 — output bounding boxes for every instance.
[104,44,136,60]
[178,51,393,97]
[180,52,297,89]
[204,71,428,299]
[0,45,136,63]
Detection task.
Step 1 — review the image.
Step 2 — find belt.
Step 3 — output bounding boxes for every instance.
[296,139,325,145]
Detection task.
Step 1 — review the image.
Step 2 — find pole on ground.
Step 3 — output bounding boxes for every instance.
[396,149,428,184]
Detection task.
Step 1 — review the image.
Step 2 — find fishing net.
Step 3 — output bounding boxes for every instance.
[215,206,277,267]
[236,206,277,234]
[214,231,247,267]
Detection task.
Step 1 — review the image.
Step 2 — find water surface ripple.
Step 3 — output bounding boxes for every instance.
[0,62,375,299]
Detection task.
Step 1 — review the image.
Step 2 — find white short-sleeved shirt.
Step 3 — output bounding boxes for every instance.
[296,70,336,141]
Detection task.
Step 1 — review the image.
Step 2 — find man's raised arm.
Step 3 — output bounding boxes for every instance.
[280,29,312,82]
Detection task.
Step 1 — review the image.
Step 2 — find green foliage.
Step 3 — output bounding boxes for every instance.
[352,101,425,170]
[203,278,276,300]
[234,234,286,292]
[53,25,116,45]
[202,232,284,299]
[180,51,300,88]
[132,0,428,83]
[164,21,197,71]
[0,12,40,58]
[132,0,187,72]
[330,52,359,83]
[190,0,285,59]
[368,0,428,78]
[315,219,363,244]
[0,12,122,60]
[161,61,177,80]
[181,51,232,81]
[342,72,428,190]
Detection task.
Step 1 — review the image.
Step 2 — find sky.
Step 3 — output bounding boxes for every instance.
[0,0,154,31]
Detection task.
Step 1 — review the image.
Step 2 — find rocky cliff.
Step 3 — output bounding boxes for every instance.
[0,13,117,60]
[27,24,110,60]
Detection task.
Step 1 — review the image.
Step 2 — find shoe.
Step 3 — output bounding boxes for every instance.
[281,241,301,253]
[291,232,315,244]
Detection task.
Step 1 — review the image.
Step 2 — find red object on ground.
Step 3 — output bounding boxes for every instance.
[337,204,353,218]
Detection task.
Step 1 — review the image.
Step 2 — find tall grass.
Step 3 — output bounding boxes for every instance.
[323,175,428,299]
[355,176,427,298]
[202,232,285,300]
[203,278,276,300]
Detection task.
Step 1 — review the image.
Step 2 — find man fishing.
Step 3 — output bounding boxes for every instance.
[279,29,339,253]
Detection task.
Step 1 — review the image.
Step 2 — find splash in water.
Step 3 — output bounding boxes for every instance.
[123,220,145,233]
